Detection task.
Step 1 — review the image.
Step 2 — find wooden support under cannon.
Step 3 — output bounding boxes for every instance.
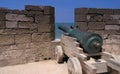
[55,35,120,74]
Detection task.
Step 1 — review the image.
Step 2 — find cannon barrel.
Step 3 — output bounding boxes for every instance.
[58,25,103,54]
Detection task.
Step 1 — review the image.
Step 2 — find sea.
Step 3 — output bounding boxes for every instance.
[55,23,74,39]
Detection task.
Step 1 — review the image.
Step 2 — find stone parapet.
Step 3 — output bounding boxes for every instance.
[0,5,56,67]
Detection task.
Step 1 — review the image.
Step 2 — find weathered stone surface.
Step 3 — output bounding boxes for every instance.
[43,6,54,15]
[6,13,33,21]
[110,15,120,19]
[75,22,88,31]
[88,22,105,30]
[0,13,5,20]
[87,14,103,22]
[35,15,53,24]
[75,8,89,14]
[75,8,113,14]
[15,34,31,44]
[40,33,54,41]
[88,30,120,35]
[0,50,24,60]
[18,22,37,29]
[109,35,120,39]
[103,44,120,55]
[114,9,120,14]
[25,5,43,11]
[0,5,55,67]
[0,35,14,45]
[32,33,42,42]
[105,25,120,30]
[38,24,52,32]
[75,15,87,22]
[0,21,5,28]
[104,38,120,44]
[16,43,30,49]
[0,59,8,67]
[6,21,17,28]
[90,9,113,14]
[8,10,28,14]
[105,20,119,25]
[103,14,113,21]
[26,11,43,17]
[0,7,9,13]
[0,29,29,34]
[32,33,54,42]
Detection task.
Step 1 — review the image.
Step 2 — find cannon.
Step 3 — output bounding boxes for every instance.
[55,25,120,74]
[58,25,103,54]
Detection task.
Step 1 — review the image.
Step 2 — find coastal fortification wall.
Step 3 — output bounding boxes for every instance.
[75,8,120,55]
[0,5,57,67]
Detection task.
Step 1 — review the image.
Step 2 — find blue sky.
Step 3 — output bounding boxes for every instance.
[0,0,120,23]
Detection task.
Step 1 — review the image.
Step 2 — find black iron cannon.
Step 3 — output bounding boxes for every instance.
[58,25,103,54]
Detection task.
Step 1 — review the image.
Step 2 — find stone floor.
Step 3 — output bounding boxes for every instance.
[0,60,68,74]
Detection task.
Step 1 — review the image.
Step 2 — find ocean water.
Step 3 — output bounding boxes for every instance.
[55,23,74,39]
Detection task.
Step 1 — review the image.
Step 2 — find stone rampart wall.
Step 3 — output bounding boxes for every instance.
[0,5,56,67]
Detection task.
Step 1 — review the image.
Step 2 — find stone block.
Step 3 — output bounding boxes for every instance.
[18,22,37,29]
[0,29,15,34]
[26,11,43,17]
[92,9,113,14]
[16,28,36,34]
[75,8,89,14]
[114,9,120,14]
[109,35,120,39]
[43,6,54,15]
[32,33,54,42]
[87,14,103,22]
[75,15,87,22]
[105,38,120,44]
[105,20,120,24]
[32,33,42,42]
[6,21,17,28]
[0,59,8,67]
[0,8,9,13]
[15,34,31,44]
[41,33,54,41]
[9,10,28,14]
[0,35,14,45]
[88,22,105,30]
[110,15,120,19]
[30,42,55,60]
[6,13,33,21]
[7,57,27,66]
[0,21,5,28]
[0,28,37,34]
[0,13,5,20]
[103,14,113,21]
[38,24,52,32]
[35,15,52,24]
[0,46,10,53]
[75,22,88,31]
[93,30,120,35]
[0,50,24,60]
[25,5,43,11]
[103,44,120,55]
[105,25,120,30]
[16,43,30,49]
